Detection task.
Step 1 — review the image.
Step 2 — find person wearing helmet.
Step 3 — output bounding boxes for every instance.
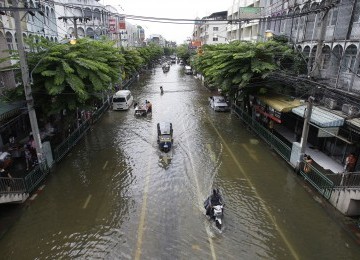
[205,189,222,216]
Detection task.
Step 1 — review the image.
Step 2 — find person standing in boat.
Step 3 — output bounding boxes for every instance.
[146,101,152,113]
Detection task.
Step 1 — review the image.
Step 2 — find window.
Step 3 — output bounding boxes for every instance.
[321,54,330,69]
[331,8,338,26]
[213,37,218,41]
[321,46,331,69]
[213,27,218,31]
[327,8,338,26]
[6,32,13,50]
[341,45,357,73]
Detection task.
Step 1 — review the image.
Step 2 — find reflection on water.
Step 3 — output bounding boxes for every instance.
[158,153,172,169]
[0,64,360,259]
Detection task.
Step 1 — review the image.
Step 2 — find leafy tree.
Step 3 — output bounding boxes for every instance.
[176,44,195,64]
[121,48,144,80]
[137,43,164,68]
[163,47,175,56]
[192,40,306,99]
[25,38,125,117]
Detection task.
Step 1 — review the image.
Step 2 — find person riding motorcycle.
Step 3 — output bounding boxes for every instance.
[160,86,164,94]
[205,189,223,216]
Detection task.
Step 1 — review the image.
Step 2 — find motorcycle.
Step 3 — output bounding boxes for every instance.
[160,86,164,95]
[204,191,224,230]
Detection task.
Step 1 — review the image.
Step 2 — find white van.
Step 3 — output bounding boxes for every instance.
[112,90,133,110]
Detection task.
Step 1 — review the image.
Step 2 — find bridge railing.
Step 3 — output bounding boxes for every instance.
[325,173,360,188]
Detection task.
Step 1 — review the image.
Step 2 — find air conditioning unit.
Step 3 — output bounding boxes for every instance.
[342,104,359,116]
[324,98,337,109]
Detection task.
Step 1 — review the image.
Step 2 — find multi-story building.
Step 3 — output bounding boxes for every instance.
[227,0,262,42]
[256,0,360,170]
[258,0,360,93]
[192,11,228,45]
[147,34,166,46]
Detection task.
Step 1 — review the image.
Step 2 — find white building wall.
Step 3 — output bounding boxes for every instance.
[227,0,262,42]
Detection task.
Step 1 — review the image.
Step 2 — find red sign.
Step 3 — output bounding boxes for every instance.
[191,41,202,47]
[109,18,116,33]
[119,17,126,30]
[255,105,282,123]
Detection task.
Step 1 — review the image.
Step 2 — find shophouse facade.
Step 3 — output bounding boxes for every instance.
[192,11,228,46]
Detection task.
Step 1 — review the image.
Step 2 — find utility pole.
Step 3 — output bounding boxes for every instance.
[297,96,315,169]
[13,0,45,165]
[58,16,91,38]
[238,20,242,41]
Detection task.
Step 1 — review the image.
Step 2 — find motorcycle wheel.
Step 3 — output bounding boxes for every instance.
[215,220,222,230]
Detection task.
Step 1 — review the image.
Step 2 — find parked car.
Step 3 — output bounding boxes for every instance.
[184,66,193,75]
[209,96,230,112]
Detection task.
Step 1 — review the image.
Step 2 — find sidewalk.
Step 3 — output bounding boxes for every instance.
[274,124,344,174]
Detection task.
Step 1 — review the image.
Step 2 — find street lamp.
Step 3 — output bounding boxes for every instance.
[265,30,274,40]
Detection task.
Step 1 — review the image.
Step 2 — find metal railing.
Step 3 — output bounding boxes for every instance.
[326,172,360,188]
[122,74,138,90]
[299,162,334,199]
[232,104,291,161]
[53,120,91,162]
[232,103,334,199]
[0,177,26,194]
[24,163,49,192]
[91,101,109,124]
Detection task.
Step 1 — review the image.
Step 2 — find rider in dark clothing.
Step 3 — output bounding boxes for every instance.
[205,189,222,216]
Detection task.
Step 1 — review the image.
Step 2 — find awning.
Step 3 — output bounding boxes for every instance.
[0,101,24,122]
[258,96,302,112]
[345,117,360,135]
[292,105,345,127]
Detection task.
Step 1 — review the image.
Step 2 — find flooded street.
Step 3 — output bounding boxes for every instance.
[1,64,360,259]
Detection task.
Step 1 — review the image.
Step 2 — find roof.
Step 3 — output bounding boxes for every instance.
[158,122,172,134]
[0,101,24,122]
[114,90,131,96]
[206,11,227,19]
[292,105,345,127]
[258,96,302,112]
[346,118,360,132]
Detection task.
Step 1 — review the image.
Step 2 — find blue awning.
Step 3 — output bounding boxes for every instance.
[292,105,345,127]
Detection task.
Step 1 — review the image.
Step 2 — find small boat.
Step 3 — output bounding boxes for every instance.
[162,63,170,73]
[134,104,149,117]
[157,122,173,152]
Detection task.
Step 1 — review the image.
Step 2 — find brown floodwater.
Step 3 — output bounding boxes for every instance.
[0,63,359,259]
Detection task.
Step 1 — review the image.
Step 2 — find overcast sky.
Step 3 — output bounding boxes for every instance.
[104,0,234,44]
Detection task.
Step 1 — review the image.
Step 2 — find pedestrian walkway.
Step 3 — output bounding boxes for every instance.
[274,124,344,174]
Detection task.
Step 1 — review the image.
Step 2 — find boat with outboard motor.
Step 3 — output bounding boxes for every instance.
[134,101,152,117]
[157,122,173,152]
